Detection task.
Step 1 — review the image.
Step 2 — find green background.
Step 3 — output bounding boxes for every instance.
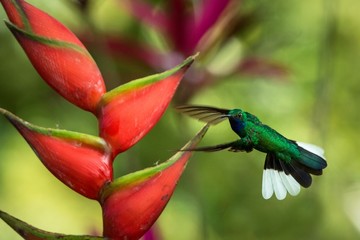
[1,0,359,239]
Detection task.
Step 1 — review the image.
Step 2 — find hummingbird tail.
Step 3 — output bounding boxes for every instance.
[262,153,302,200]
[262,142,327,200]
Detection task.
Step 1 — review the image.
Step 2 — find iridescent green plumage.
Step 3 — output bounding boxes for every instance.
[177,105,327,200]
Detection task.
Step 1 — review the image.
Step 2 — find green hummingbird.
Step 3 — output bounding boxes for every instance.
[177,105,327,200]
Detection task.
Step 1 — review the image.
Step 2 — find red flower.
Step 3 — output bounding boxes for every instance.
[101,126,208,239]
[0,125,208,239]
[1,0,106,113]
[0,108,112,200]
[98,55,196,155]
[0,1,202,239]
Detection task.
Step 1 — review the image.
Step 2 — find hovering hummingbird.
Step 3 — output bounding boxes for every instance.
[177,105,327,200]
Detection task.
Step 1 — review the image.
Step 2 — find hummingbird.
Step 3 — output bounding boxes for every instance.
[177,105,327,200]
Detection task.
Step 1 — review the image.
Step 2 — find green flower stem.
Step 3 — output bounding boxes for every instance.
[0,210,107,240]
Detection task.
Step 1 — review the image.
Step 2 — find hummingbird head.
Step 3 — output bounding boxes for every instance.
[228,109,247,137]
[228,109,245,119]
[176,105,248,137]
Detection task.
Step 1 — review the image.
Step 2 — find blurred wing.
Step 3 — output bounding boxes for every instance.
[176,105,230,125]
[181,140,239,152]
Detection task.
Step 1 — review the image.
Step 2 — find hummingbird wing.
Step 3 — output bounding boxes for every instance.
[295,141,327,173]
[180,140,241,152]
[176,105,230,125]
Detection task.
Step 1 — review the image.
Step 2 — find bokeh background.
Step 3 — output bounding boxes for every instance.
[1,0,359,239]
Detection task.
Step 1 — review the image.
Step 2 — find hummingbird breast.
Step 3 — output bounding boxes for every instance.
[229,118,246,138]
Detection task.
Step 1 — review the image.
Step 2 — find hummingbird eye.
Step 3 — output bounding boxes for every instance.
[236,113,243,119]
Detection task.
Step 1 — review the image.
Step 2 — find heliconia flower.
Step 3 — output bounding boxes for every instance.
[0,210,105,240]
[97,54,196,156]
[100,125,209,240]
[0,108,112,200]
[0,0,106,113]
[121,0,232,55]
[78,0,289,104]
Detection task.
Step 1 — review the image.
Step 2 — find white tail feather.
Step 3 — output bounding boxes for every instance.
[262,170,274,199]
[272,170,287,200]
[279,172,301,196]
[262,169,301,200]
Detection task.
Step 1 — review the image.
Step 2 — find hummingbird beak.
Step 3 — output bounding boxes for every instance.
[176,105,230,125]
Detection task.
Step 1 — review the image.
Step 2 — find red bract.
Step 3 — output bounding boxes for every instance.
[0,0,106,113]
[0,108,113,200]
[98,55,196,156]
[101,125,208,240]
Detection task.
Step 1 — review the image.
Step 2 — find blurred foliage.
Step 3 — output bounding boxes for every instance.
[1,0,360,239]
